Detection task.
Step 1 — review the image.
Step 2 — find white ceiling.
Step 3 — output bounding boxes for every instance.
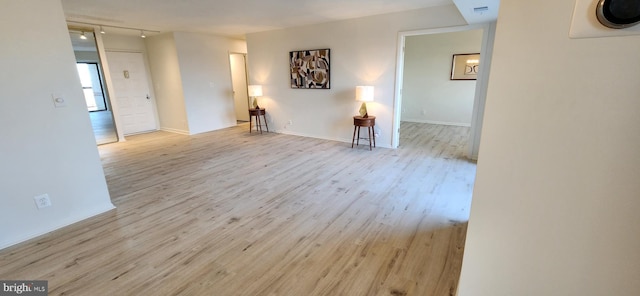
[62,0,498,39]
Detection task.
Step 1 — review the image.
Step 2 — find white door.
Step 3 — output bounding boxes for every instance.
[106,51,157,135]
[230,53,249,121]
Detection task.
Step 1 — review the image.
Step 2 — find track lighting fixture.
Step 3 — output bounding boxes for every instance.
[80,31,87,39]
[67,21,159,38]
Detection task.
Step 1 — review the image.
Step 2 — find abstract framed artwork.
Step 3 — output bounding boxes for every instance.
[289,49,330,89]
[451,53,480,80]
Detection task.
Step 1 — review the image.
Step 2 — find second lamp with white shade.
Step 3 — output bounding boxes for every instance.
[248,85,263,109]
[355,86,374,118]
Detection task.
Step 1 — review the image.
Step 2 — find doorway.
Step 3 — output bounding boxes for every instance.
[229,53,249,122]
[393,23,496,159]
[68,29,118,145]
[401,30,482,127]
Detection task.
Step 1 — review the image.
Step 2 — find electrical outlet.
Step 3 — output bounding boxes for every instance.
[34,194,52,209]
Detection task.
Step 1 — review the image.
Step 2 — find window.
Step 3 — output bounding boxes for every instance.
[76,63,107,111]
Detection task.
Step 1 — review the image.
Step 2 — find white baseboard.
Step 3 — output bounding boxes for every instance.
[160,127,190,135]
[402,119,471,127]
[0,203,116,250]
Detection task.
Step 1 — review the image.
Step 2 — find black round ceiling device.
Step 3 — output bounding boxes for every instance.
[596,0,640,28]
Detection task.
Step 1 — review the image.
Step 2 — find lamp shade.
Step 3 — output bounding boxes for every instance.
[248,85,263,97]
[355,86,374,102]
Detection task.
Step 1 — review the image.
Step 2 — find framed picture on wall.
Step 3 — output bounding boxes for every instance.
[289,49,330,89]
[451,53,480,80]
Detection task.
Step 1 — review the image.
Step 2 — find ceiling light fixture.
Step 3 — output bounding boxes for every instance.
[66,20,160,37]
[80,31,87,40]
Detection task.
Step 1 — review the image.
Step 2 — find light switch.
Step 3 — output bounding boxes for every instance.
[52,94,66,108]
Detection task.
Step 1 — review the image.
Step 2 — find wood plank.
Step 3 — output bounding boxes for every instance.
[0,122,476,295]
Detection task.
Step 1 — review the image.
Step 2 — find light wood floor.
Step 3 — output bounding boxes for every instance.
[89,110,118,145]
[0,122,476,296]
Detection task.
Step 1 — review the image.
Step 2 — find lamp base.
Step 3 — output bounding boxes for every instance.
[359,102,368,117]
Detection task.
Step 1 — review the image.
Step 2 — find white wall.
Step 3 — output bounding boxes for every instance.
[458,0,640,295]
[402,29,482,126]
[246,5,468,147]
[145,33,190,134]
[174,32,247,134]
[146,32,247,135]
[102,34,148,52]
[0,0,114,249]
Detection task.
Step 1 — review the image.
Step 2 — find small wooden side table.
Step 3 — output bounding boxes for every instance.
[249,108,269,134]
[352,115,376,150]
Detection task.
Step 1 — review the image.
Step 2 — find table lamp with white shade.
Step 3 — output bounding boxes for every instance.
[355,86,374,118]
[248,85,263,109]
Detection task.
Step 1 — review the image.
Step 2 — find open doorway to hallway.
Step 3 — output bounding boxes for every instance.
[393,24,496,160]
[401,30,482,127]
[398,29,482,161]
[69,29,118,145]
[230,53,250,123]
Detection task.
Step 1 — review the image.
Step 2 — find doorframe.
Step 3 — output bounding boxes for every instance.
[228,52,250,122]
[392,22,497,159]
[94,31,127,142]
